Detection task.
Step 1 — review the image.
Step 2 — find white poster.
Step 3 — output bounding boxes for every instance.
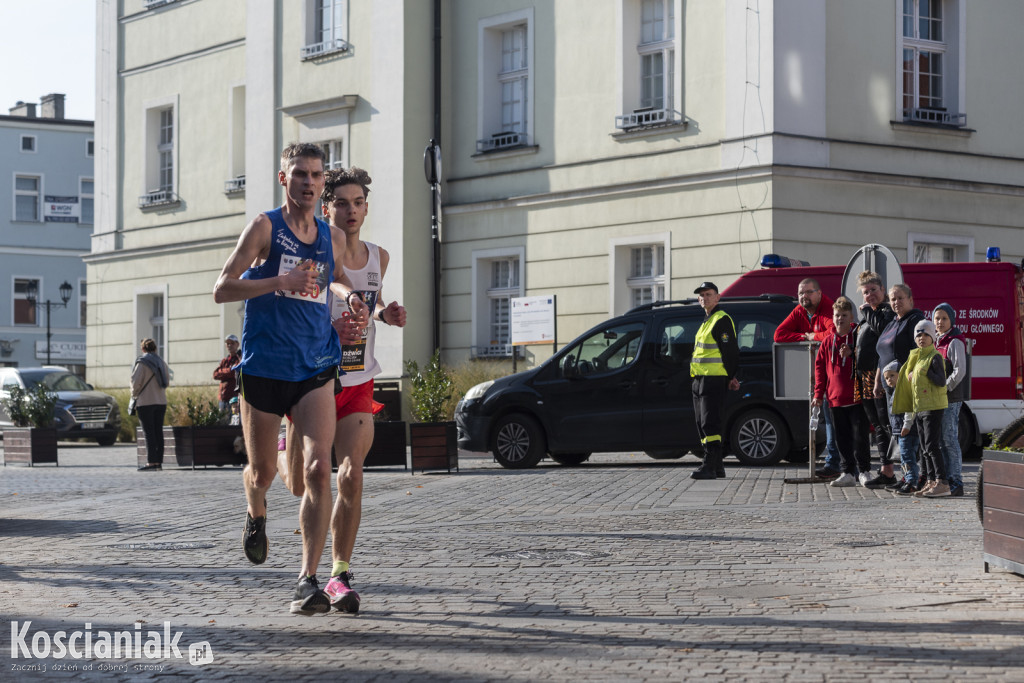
[511,295,556,346]
[44,195,80,223]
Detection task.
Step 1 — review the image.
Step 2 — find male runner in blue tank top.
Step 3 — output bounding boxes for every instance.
[278,167,406,614]
[213,143,367,615]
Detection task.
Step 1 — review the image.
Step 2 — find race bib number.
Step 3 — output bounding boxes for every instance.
[332,290,379,372]
[276,255,329,304]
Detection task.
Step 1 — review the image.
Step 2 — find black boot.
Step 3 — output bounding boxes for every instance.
[691,444,722,480]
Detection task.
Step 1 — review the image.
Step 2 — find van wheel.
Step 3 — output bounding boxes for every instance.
[549,453,590,466]
[729,409,790,466]
[958,406,979,460]
[492,414,546,469]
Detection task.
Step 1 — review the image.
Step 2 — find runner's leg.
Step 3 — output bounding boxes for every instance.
[290,381,337,579]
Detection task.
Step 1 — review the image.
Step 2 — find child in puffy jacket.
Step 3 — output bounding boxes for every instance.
[932,303,969,497]
[892,319,949,497]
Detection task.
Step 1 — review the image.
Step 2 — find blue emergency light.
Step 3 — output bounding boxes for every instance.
[987,246,1001,262]
[760,254,811,268]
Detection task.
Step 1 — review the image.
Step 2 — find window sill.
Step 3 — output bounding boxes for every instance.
[472,145,539,162]
[611,120,688,140]
[138,191,181,211]
[890,120,975,137]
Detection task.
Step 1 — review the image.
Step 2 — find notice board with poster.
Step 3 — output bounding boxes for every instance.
[510,295,556,346]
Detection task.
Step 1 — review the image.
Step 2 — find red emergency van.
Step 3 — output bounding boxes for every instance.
[722,255,1024,455]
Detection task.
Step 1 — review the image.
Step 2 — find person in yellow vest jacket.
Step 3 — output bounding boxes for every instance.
[690,282,741,480]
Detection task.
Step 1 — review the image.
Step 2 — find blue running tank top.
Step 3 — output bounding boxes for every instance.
[237,208,340,381]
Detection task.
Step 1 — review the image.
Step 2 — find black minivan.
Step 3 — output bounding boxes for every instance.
[456,295,817,469]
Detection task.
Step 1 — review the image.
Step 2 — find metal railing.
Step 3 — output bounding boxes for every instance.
[476,132,528,153]
[907,108,967,127]
[144,0,180,8]
[301,38,350,61]
[138,189,179,208]
[224,176,246,194]
[615,108,677,130]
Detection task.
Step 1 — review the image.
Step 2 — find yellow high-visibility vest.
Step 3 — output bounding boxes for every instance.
[690,309,734,377]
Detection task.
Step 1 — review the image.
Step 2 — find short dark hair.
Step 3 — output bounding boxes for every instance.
[140,338,157,353]
[798,278,820,291]
[280,142,326,173]
[321,166,373,203]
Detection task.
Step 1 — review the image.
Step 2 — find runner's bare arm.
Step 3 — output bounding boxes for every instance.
[214,214,318,303]
[375,247,407,328]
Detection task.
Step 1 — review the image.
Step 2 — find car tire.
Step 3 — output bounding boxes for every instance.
[729,409,791,466]
[492,414,546,469]
[549,453,590,466]
[958,406,980,460]
[96,435,117,447]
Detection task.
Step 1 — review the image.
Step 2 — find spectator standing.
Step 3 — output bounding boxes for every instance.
[813,297,871,487]
[933,303,969,497]
[892,320,950,497]
[214,334,242,414]
[855,271,898,489]
[131,338,170,471]
[772,278,841,478]
[875,283,926,493]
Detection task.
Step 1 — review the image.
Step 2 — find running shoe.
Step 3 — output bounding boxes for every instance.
[243,510,268,565]
[857,471,873,487]
[865,472,899,489]
[815,467,840,480]
[895,482,919,496]
[290,576,330,615]
[325,571,361,614]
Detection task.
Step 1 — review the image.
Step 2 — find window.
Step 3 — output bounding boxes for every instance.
[477,9,534,153]
[80,178,94,224]
[78,280,87,327]
[908,232,973,263]
[87,139,94,157]
[141,100,178,208]
[320,141,344,170]
[21,135,36,152]
[13,278,38,326]
[610,235,670,315]
[14,175,41,222]
[302,0,349,60]
[472,248,525,357]
[136,290,167,359]
[617,0,680,131]
[226,85,246,195]
[628,244,666,308]
[655,318,699,370]
[900,0,964,126]
[559,322,645,379]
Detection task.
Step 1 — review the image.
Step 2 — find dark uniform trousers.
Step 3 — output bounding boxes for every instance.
[692,374,729,463]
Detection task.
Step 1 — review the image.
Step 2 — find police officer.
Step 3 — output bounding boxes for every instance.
[690,282,740,480]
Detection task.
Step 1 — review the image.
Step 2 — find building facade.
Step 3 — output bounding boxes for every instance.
[90,0,1024,391]
[1,94,93,375]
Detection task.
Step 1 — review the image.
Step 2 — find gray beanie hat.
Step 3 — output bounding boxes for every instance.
[914,319,938,344]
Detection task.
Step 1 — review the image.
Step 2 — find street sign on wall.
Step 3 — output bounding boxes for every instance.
[35,340,86,361]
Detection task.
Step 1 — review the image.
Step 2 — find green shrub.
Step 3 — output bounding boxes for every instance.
[404,351,454,423]
[185,396,228,427]
[0,385,57,428]
[441,358,517,422]
[99,385,223,442]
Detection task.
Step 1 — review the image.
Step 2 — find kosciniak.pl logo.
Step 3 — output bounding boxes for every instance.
[9,621,214,667]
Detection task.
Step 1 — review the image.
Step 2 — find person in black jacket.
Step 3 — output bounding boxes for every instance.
[854,271,898,488]
[874,283,926,493]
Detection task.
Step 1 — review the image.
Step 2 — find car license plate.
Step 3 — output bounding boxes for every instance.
[82,422,104,430]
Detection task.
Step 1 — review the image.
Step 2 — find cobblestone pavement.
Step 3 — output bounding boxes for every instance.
[1,443,1022,682]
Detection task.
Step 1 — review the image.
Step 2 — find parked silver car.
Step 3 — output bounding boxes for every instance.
[0,367,121,445]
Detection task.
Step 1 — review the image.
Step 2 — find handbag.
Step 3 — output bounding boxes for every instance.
[129,371,155,416]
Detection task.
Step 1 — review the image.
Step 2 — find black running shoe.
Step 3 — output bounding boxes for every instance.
[884,478,906,492]
[290,576,330,615]
[865,472,898,489]
[815,467,840,480]
[243,511,268,565]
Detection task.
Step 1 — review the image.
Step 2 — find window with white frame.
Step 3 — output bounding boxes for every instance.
[610,235,670,315]
[628,244,666,307]
[617,0,679,131]
[477,10,534,153]
[78,280,87,327]
[225,85,246,194]
[137,291,167,359]
[13,278,39,326]
[80,178,94,224]
[472,250,524,357]
[320,141,344,170]
[302,0,349,60]
[908,232,972,263]
[900,0,964,126]
[141,101,178,207]
[14,175,41,222]
[20,135,36,152]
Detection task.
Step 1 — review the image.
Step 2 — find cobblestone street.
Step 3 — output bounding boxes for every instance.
[1,443,1021,682]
